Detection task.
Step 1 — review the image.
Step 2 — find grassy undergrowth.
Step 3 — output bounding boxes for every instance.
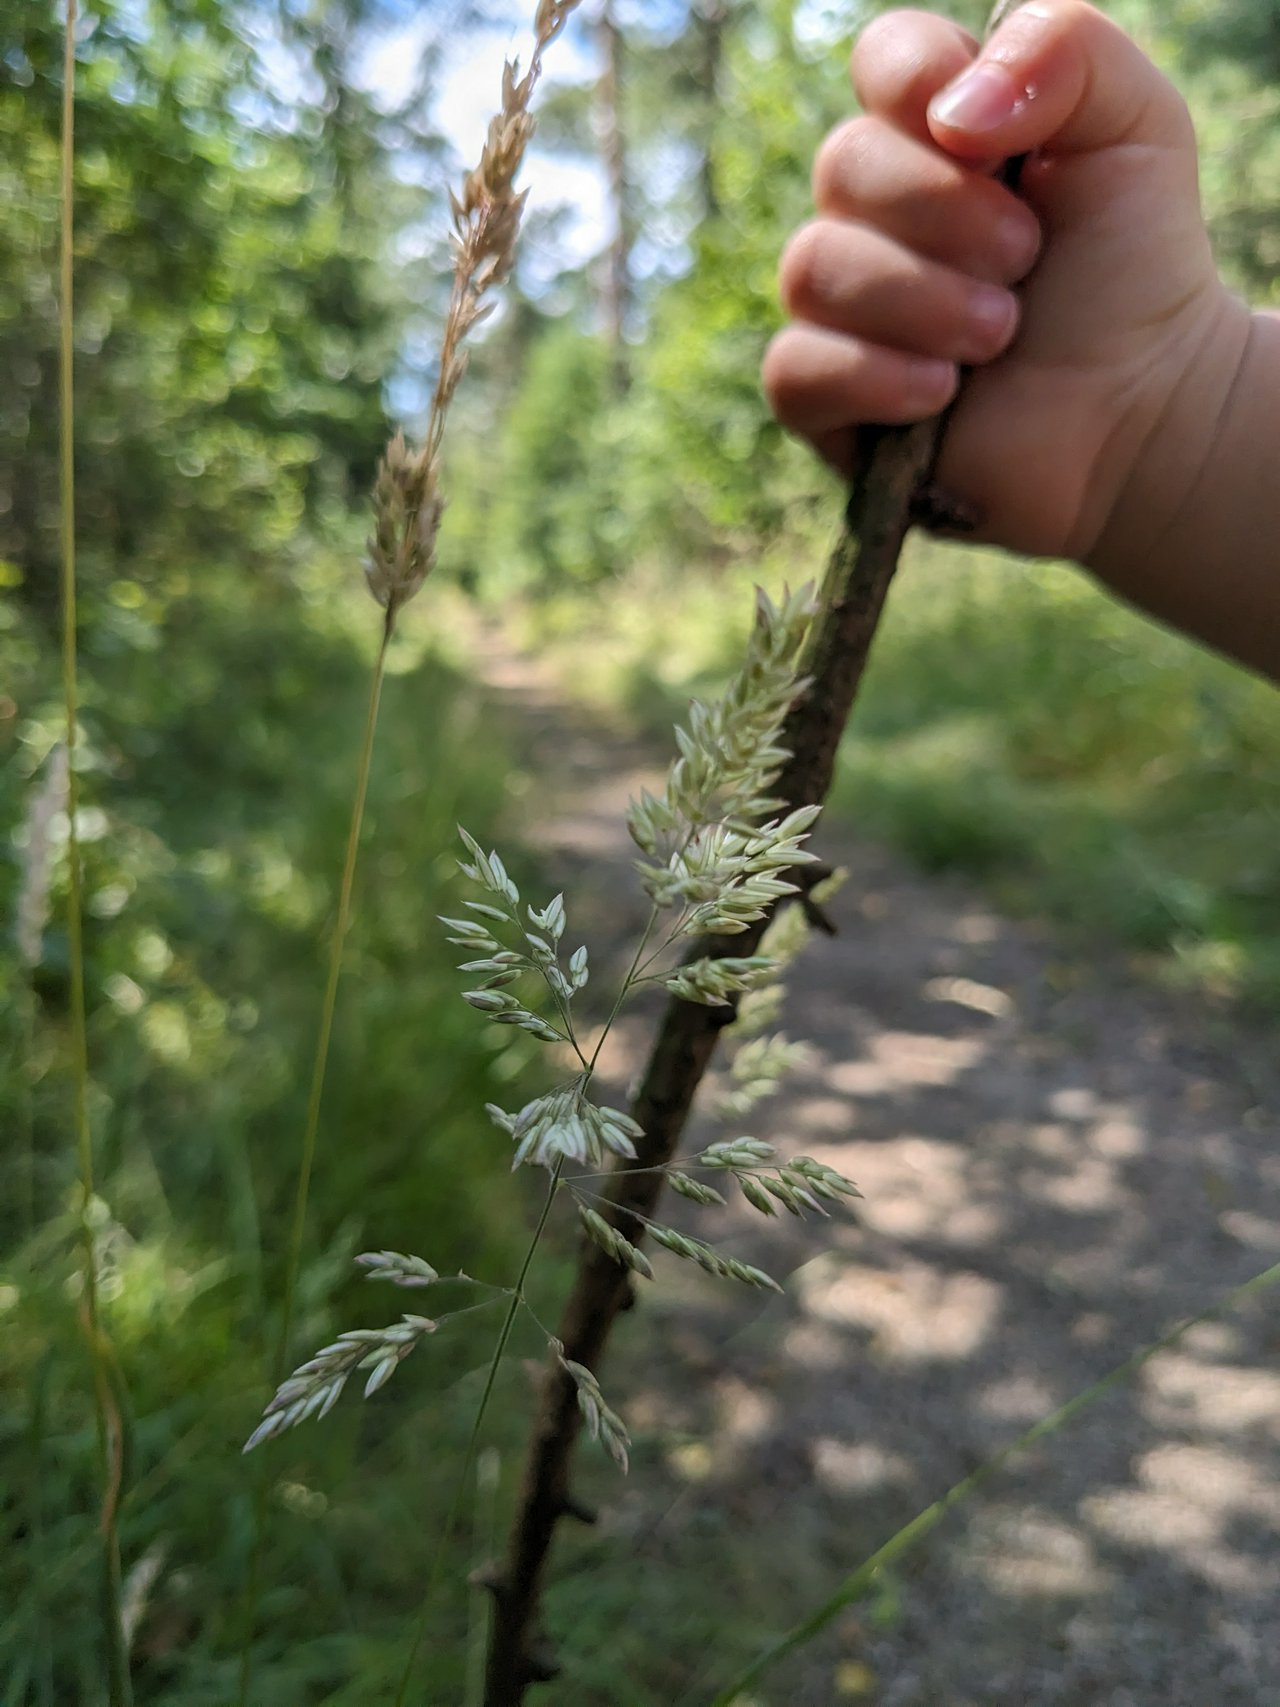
[1,552,801,1703]
[0,555,568,1702]
[515,534,1280,1011]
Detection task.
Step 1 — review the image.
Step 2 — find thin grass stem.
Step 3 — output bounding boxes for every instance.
[393,1162,563,1707]
[586,904,659,1075]
[702,1257,1280,1706]
[276,606,395,1378]
[26,1357,55,1707]
[235,606,395,1706]
[58,7,132,1699]
[465,1448,502,1707]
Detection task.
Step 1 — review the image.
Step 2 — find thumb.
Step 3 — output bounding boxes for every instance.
[926,0,1191,160]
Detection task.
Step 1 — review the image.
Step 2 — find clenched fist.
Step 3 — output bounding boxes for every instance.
[763,2,1248,566]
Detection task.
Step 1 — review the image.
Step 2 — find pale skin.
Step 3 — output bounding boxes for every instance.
[762,0,1280,681]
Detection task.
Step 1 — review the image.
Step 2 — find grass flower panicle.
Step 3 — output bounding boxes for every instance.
[663,953,776,1006]
[555,1348,630,1473]
[487,1086,643,1171]
[244,1312,440,1452]
[365,0,584,621]
[243,572,859,1486]
[356,1250,440,1288]
[574,1203,655,1280]
[240,23,585,1689]
[627,583,815,869]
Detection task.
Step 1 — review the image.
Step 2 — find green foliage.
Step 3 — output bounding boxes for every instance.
[837,545,1280,1001]
[624,0,843,543]
[1176,0,1280,76]
[0,550,550,1699]
[1,0,409,612]
[527,534,1280,1010]
[484,322,620,587]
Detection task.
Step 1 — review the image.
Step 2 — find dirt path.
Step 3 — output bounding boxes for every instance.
[476,630,1280,1707]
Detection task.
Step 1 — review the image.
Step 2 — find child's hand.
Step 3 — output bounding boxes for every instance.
[762,1,1248,564]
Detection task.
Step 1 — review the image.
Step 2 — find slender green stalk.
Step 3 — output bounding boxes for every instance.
[465,1448,502,1707]
[58,7,132,1701]
[235,607,395,1707]
[704,1258,1280,1706]
[394,1163,564,1707]
[586,905,659,1074]
[277,607,395,1376]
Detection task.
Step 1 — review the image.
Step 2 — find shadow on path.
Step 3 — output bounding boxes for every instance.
[477,628,1280,1707]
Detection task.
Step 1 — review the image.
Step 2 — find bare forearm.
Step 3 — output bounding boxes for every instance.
[1087,301,1280,680]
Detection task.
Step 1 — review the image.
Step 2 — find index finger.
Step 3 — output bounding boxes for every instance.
[851,9,981,140]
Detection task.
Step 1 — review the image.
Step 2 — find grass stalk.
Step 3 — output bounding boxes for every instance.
[466,1449,502,1707]
[234,606,395,1705]
[58,5,132,1700]
[394,1163,563,1707]
[276,606,395,1378]
[704,1257,1280,1705]
[234,10,579,1693]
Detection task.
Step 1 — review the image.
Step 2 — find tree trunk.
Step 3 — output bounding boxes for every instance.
[595,0,631,396]
[693,0,728,220]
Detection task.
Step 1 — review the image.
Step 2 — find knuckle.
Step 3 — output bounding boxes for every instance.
[1160,83,1196,150]
[759,333,792,397]
[853,8,915,64]
[760,337,809,423]
[761,330,840,428]
[778,221,830,314]
[812,117,878,207]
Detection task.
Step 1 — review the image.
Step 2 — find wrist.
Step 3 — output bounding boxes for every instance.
[1083,286,1254,595]
[1084,296,1280,676]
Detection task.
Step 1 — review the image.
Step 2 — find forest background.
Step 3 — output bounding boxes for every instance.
[2,0,1279,1700]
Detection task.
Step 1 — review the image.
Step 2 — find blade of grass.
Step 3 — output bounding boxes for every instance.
[703,1258,1280,1706]
[19,990,37,1235]
[59,5,132,1700]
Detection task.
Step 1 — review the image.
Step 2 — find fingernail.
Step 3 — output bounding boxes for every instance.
[903,358,958,413]
[995,209,1041,278]
[929,62,1023,135]
[966,283,1018,352]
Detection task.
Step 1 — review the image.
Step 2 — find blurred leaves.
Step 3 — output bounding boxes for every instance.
[1,0,415,616]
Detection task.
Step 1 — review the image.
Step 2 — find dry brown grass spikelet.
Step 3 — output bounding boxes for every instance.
[365,0,582,621]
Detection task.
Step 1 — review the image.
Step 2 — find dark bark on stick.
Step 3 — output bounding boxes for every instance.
[481,418,942,1706]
